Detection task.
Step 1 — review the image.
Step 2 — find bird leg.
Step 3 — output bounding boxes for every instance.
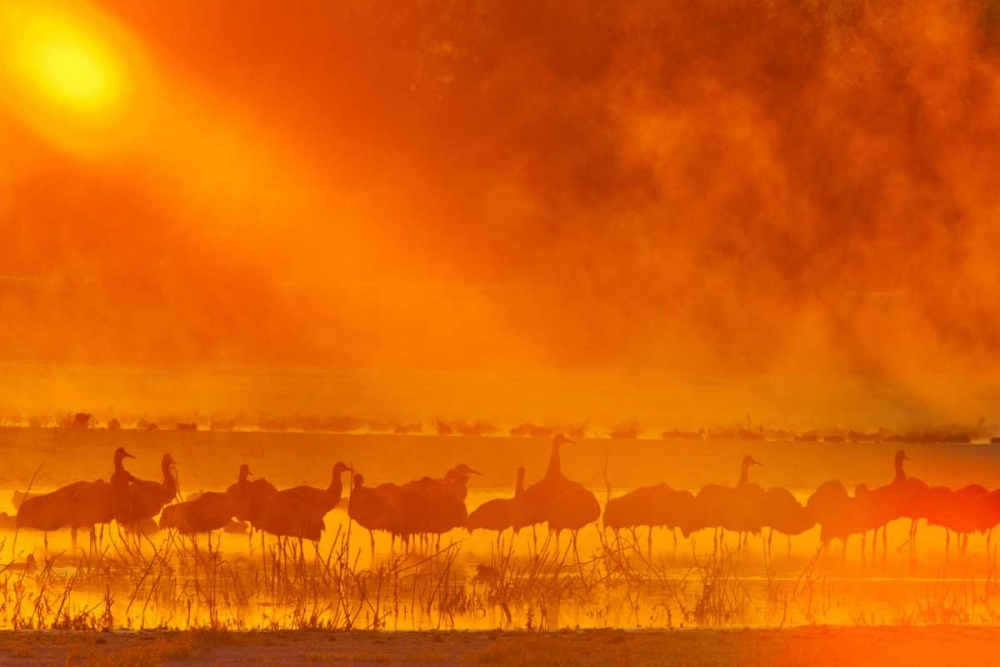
[647,527,653,560]
[672,528,678,552]
[861,532,867,564]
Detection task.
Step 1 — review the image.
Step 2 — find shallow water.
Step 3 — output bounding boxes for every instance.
[1,427,999,631]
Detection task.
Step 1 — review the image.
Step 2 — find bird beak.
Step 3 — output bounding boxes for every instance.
[124,451,136,459]
[903,454,910,461]
[752,459,762,467]
[468,468,483,475]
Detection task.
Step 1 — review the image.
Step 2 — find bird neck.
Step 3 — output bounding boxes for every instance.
[515,472,525,497]
[738,462,751,488]
[546,442,562,480]
[327,469,344,502]
[162,460,177,496]
[894,458,907,483]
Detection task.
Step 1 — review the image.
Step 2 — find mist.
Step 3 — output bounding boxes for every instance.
[3,0,1000,427]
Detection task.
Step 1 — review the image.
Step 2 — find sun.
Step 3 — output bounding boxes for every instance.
[0,0,148,155]
[31,25,117,111]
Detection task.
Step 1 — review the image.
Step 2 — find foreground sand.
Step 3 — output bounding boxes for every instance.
[0,627,997,666]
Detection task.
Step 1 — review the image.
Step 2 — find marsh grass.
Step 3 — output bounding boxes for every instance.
[1,518,999,632]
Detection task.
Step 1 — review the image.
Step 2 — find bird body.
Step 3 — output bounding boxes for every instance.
[118,454,178,525]
[467,467,526,534]
[226,464,278,523]
[521,434,599,540]
[160,492,234,535]
[278,462,350,517]
[762,486,813,538]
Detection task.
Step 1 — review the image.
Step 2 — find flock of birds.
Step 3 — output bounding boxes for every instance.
[9,435,1000,562]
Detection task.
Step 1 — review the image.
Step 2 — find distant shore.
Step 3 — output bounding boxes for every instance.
[5,626,997,666]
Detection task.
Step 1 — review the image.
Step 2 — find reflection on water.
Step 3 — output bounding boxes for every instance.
[1,428,999,630]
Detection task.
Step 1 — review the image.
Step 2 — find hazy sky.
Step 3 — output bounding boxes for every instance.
[2,0,999,427]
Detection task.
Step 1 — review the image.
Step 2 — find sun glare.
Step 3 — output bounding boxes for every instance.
[33,27,115,110]
[0,0,147,155]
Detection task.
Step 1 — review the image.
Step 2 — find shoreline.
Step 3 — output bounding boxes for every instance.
[4,626,998,666]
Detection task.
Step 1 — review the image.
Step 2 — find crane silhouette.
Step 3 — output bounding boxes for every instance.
[761,485,814,557]
[117,453,178,531]
[348,473,398,555]
[520,434,599,554]
[16,448,133,555]
[467,467,527,545]
[159,492,234,537]
[396,464,479,549]
[694,455,763,552]
[278,462,351,518]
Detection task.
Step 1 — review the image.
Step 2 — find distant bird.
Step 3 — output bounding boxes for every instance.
[467,467,527,544]
[117,453,178,529]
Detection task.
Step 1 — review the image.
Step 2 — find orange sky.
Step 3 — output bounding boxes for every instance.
[2,0,1000,427]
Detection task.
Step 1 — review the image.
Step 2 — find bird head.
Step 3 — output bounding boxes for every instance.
[450,463,482,477]
[553,433,574,446]
[895,450,910,463]
[353,473,365,489]
[114,447,135,461]
[334,461,350,476]
[239,464,252,480]
[743,455,762,468]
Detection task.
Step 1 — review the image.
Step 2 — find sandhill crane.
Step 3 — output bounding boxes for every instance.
[110,447,137,488]
[279,462,350,517]
[851,484,887,562]
[603,483,697,555]
[348,474,398,554]
[252,493,325,543]
[159,492,234,536]
[12,490,39,509]
[924,484,988,556]
[520,434,599,553]
[17,448,131,554]
[398,476,469,549]
[226,464,278,524]
[762,486,814,556]
[390,464,479,549]
[868,450,928,561]
[974,489,1000,551]
[694,455,762,551]
[467,467,527,545]
[117,453,178,530]
[806,479,857,555]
